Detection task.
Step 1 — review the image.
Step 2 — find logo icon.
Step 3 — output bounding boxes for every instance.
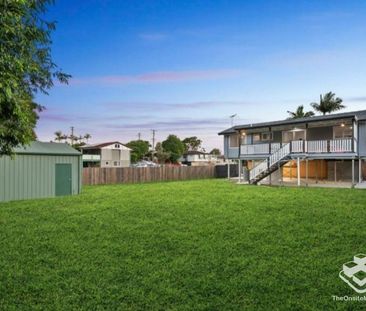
[339,254,366,293]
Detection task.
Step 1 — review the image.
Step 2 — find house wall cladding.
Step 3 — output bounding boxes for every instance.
[359,121,366,156]
[83,166,216,185]
[282,160,328,179]
[224,135,239,159]
[0,154,81,202]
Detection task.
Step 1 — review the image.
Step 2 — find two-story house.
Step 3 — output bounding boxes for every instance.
[81,141,131,168]
[219,110,366,187]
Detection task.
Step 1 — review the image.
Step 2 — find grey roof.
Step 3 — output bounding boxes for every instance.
[218,109,366,135]
[14,141,81,155]
[81,141,131,150]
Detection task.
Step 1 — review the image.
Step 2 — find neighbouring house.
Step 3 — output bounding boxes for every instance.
[179,151,222,166]
[81,141,131,168]
[0,141,82,202]
[219,109,366,187]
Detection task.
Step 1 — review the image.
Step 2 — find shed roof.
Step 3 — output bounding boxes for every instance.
[14,141,81,155]
[218,109,366,135]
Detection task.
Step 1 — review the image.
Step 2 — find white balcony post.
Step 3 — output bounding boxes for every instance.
[359,158,362,184]
[238,159,242,183]
[227,161,230,179]
[352,159,355,186]
[297,157,301,186]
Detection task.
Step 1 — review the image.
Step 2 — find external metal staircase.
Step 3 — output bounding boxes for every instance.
[249,143,291,184]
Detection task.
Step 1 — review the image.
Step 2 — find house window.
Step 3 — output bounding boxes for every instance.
[114,161,119,166]
[253,134,261,143]
[229,134,239,147]
[282,129,306,143]
[105,162,109,165]
[261,132,273,142]
[115,144,120,148]
[334,125,353,139]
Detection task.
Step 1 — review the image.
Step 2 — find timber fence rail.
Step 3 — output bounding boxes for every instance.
[83,166,216,185]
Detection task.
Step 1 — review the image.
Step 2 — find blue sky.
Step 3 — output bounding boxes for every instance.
[36,0,366,151]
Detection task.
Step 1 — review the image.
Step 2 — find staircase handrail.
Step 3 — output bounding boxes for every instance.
[249,143,290,181]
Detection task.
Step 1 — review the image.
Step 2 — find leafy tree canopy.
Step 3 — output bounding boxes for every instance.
[210,148,221,155]
[162,135,185,163]
[182,136,202,151]
[154,142,171,164]
[126,140,150,163]
[0,0,70,155]
[311,92,345,115]
[287,105,314,119]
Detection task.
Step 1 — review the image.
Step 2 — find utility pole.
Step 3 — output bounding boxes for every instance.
[138,132,141,140]
[70,126,74,146]
[151,129,156,151]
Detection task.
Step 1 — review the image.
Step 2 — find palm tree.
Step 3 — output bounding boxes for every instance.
[311,92,345,115]
[54,131,64,142]
[68,134,78,146]
[287,105,314,119]
[84,133,91,144]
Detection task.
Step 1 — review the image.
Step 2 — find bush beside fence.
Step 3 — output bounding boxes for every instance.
[83,166,216,185]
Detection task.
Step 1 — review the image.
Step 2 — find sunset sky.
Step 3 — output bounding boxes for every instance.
[36,0,366,151]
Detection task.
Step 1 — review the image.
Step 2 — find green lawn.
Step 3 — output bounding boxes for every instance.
[1,180,366,310]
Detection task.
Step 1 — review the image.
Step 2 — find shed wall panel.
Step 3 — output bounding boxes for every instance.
[0,154,81,202]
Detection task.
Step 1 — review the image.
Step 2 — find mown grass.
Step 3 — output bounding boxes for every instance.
[1,179,366,310]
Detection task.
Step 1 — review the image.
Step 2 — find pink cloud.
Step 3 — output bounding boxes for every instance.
[69,69,241,86]
[39,111,73,122]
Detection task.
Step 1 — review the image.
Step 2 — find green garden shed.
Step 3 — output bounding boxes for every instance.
[0,141,82,202]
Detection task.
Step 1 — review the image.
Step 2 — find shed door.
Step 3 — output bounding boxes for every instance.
[55,164,72,196]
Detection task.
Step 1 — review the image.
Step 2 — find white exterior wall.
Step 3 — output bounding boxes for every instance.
[100,144,131,167]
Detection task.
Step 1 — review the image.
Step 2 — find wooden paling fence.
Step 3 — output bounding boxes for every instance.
[83,166,216,185]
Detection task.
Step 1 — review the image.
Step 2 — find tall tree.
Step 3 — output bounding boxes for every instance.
[311,92,345,115]
[84,133,91,144]
[182,136,202,151]
[0,0,70,155]
[54,131,64,143]
[154,142,171,164]
[126,140,150,163]
[162,135,185,163]
[287,105,314,119]
[210,148,221,156]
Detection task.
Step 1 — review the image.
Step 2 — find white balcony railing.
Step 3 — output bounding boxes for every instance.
[241,138,354,155]
[307,140,328,153]
[330,138,353,152]
[291,140,304,153]
[240,144,269,154]
[82,154,101,161]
